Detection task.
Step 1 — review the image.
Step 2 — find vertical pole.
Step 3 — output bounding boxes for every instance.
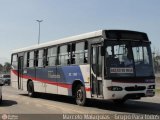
[36,20,43,44]
[38,22,40,44]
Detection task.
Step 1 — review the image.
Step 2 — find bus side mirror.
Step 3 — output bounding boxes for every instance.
[101,46,105,56]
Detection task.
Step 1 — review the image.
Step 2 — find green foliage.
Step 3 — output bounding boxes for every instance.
[0,62,11,74]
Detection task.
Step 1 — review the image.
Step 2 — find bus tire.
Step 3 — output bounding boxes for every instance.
[27,81,35,97]
[75,84,86,106]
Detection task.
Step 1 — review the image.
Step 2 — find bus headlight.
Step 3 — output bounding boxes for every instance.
[147,85,155,89]
[107,86,123,91]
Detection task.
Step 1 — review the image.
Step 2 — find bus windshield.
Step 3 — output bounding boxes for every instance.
[105,41,154,78]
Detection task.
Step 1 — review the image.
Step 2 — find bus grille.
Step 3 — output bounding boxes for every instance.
[125,86,146,91]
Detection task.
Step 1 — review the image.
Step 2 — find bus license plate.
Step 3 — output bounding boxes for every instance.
[146,90,154,96]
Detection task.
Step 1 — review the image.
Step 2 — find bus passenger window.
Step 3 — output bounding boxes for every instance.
[34,50,39,67]
[38,49,44,67]
[71,43,76,64]
[59,45,69,65]
[23,52,27,68]
[75,42,85,64]
[29,51,34,67]
[48,47,57,66]
[84,41,88,63]
[43,49,48,66]
[67,44,71,64]
[26,52,29,67]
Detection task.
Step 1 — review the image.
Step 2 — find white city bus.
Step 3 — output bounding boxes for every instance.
[11,30,155,105]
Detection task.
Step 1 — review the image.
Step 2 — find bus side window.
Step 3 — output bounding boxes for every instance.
[23,52,27,68]
[57,47,60,65]
[57,44,71,66]
[59,45,68,65]
[48,47,57,66]
[75,42,85,64]
[43,49,48,66]
[11,54,18,69]
[67,44,71,65]
[38,49,44,67]
[29,51,34,67]
[34,50,39,67]
[26,52,30,67]
[71,43,76,64]
[84,41,88,63]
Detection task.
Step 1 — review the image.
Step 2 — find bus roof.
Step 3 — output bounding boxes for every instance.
[12,29,148,54]
[12,30,103,53]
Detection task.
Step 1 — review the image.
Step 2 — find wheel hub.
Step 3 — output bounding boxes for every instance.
[77,89,83,100]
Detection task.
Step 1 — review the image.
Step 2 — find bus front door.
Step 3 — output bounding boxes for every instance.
[18,56,23,90]
[90,44,103,98]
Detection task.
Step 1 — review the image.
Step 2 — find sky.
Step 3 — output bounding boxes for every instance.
[0,0,160,64]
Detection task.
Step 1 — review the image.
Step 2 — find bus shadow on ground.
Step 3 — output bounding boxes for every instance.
[20,93,160,114]
[1,100,17,107]
[20,92,75,104]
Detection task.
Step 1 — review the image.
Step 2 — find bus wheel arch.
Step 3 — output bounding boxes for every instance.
[27,79,35,97]
[72,80,86,106]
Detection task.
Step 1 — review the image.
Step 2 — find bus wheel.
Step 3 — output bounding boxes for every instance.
[113,99,126,104]
[75,84,86,106]
[27,81,35,97]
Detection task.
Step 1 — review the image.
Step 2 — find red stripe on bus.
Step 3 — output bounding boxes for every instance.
[11,70,91,91]
[85,88,91,91]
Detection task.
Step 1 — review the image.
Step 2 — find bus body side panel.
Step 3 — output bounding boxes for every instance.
[45,66,58,94]
[35,66,58,94]
[11,65,92,98]
[24,68,43,92]
[23,67,55,93]
[22,77,27,91]
[11,69,28,91]
[103,79,113,99]
[57,65,84,96]
[79,65,91,98]
[11,69,18,89]
[56,65,91,97]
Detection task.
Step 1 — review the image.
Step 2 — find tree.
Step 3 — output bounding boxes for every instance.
[0,64,3,73]
[3,62,11,73]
